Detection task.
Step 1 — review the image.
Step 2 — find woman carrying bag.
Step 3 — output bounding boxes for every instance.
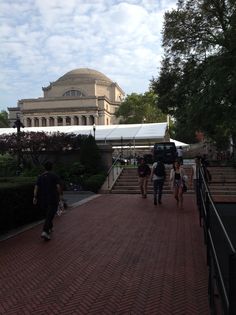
[170,160,187,209]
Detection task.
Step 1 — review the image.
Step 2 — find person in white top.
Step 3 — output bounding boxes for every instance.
[169,160,186,208]
[190,157,200,191]
[177,146,183,165]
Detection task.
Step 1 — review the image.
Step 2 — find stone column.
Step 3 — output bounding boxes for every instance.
[63,116,67,126]
[39,117,42,127]
[94,115,99,125]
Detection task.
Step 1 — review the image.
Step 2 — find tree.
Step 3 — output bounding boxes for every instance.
[115,91,167,124]
[151,0,236,147]
[0,132,88,165]
[0,111,9,128]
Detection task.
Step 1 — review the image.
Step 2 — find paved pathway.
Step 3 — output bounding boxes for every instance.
[0,194,210,314]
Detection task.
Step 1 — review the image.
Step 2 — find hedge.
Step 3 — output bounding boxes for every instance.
[0,183,45,235]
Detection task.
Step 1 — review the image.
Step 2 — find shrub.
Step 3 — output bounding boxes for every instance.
[0,183,45,235]
[0,154,17,176]
[83,173,106,193]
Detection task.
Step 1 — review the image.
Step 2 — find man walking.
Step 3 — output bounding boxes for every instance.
[33,161,63,240]
[151,157,166,205]
[137,157,151,198]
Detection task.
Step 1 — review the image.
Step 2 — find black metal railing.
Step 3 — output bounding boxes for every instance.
[197,166,236,315]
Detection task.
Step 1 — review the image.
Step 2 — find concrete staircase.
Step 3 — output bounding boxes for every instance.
[110,165,236,199]
[111,165,194,195]
[208,166,236,201]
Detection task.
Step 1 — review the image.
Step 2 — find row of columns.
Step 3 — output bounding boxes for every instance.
[23,115,99,127]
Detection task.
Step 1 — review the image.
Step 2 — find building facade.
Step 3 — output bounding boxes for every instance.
[8,68,125,127]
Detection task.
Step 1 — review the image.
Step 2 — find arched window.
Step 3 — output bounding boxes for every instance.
[26,118,31,127]
[66,117,71,125]
[57,117,63,126]
[74,116,79,125]
[49,117,54,126]
[34,118,39,127]
[42,117,46,126]
[81,116,86,125]
[63,90,85,97]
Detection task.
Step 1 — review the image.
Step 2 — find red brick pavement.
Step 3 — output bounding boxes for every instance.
[0,194,210,315]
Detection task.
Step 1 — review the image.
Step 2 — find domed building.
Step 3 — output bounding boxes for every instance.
[8,68,125,127]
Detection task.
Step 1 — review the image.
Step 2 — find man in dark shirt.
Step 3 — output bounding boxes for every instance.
[33,161,62,240]
[137,157,151,198]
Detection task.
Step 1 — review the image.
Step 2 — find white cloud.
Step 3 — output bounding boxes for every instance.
[0,0,177,110]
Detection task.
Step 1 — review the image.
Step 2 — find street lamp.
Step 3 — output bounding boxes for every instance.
[13,114,24,175]
[93,123,96,138]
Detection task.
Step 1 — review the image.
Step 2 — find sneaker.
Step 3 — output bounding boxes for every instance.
[41,231,51,240]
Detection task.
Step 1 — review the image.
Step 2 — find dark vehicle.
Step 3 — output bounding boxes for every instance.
[112,157,128,165]
[143,154,153,164]
[153,142,177,164]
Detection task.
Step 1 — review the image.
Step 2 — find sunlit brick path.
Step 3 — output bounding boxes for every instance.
[0,194,210,315]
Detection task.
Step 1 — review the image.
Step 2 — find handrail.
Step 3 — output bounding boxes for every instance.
[197,164,236,314]
[208,229,230,309]
[106,154,123,190]
[199,167,236,253]
[107,153,122,175]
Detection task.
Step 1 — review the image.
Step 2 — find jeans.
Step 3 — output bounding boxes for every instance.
[153,179,164,201]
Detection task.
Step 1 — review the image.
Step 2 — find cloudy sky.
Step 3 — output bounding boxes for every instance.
[0,0,176,111]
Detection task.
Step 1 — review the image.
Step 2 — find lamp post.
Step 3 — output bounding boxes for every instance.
[13,114,24,175]
[93,123,96,139]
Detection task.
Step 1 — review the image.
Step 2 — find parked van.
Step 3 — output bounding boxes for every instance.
[153,142,177,164]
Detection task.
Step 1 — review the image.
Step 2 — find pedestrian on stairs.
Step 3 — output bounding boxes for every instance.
[137,157,151,198]
[150,157,166,205]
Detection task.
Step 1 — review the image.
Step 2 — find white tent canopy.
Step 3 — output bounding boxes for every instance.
[0,123,169,145]
[170,138,189,148]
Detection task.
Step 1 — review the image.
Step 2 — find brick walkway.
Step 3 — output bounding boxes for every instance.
[0,194,210,315]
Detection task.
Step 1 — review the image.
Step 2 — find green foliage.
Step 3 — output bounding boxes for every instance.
[82,173,106,193]
[0,131,88,164]
[115,92,166,124]
[54,161,86,190]
[0,177,35,187]
[79,135,102,174]
[0,183,44,234]
[0,111,9,128]
[0,154,17,176]
[0,132,106,193]
[151,0,236,146]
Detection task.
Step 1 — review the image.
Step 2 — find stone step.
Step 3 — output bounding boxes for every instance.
[111,190,195,194]
[115,183,171,188]
[111,166,236,196]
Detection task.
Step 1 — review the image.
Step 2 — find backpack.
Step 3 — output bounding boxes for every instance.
[154,161,165,177]
[138,164,151,177]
